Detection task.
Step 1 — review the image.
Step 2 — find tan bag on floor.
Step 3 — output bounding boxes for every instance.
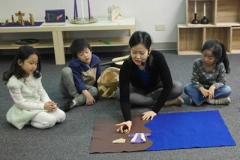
[97,67,120,98]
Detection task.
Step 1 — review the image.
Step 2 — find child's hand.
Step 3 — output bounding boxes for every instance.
[208,86,216,101]
[44,101,57,112]
[86,95,95,105]
[199,87,209,97]
[51,103,57,112]
[82,90,95,105]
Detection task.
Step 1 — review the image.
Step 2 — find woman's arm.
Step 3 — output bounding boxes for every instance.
[151,53,173,113]
[119,62,132,121]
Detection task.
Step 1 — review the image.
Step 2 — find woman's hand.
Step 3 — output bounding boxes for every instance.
[142,111,156,121]
[115,121,132,134]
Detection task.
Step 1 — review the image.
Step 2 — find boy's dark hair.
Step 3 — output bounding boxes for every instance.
[70,39,92,59]
[2,45,41,82]
[201,39,230,74]
[129,31,152,52]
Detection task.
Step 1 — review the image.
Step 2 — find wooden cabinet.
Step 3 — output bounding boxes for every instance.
[232,27,240,53]
[58,17,136,60]
[178,0,240,55]
[0,17,135,64]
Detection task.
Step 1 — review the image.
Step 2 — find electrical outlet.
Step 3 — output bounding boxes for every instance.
[155,24,165,31]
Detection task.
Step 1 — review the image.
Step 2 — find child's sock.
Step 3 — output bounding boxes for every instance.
[70,100,77,109]
[209,97,230,105]
[61,99,76,112]
[208,99,215,104]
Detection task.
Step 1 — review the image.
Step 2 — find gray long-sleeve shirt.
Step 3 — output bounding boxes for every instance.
[191,58,226,89]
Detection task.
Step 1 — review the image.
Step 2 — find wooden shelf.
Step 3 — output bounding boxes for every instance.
[178,50,202,55]
[187,0,215,25]
[64,37,130,47]
[217,0,240,24]
[178,0,240,55]
[0,39,53,49]
[0,17,136,64]
[178,26,204,54]
[231,27,240,52]
[56,17,135,64]
[205,27,231,52]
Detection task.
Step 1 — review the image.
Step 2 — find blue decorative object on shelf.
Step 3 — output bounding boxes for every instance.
[45,9,65,23]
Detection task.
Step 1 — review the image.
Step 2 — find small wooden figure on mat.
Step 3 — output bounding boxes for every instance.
[11,15,14,23]
[123,125,129,134]
[2,20,9,26]
[29,13,35,25]
[15,11,25,25]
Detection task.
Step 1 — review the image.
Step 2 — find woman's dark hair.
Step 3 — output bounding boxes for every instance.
[201,39,230,74]
[2,45,41,82]
[70,39,92,59]
[129,31,152,52]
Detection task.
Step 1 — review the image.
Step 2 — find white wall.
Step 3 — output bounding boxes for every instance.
[0,0,186,44]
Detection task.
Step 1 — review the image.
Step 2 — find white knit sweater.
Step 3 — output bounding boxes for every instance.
[6,74,51,129]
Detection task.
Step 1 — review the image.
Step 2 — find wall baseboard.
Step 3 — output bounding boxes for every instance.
[0,42,177,55]
[89,42,177,53]
[152,42,177,51]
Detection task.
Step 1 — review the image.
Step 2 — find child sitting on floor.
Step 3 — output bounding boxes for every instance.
[184,39,231,106]
[3,45,66,130]
[59,39,101,111]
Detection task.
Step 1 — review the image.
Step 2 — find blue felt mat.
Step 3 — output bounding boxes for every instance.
[145,110,236,151]
[0,22,43,27]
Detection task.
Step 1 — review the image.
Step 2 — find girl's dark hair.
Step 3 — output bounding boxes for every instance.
[129,31,152,52]
[2,45,41,82]
[201,39,230,74]
[70,39,92,58]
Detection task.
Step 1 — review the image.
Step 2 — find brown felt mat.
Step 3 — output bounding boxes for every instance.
[89,115,152,153]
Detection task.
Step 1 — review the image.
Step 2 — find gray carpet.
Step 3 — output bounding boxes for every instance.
[0,51,240,160]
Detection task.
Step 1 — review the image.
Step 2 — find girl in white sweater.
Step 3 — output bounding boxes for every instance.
[3,46,66,130]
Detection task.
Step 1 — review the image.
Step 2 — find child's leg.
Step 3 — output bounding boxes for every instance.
[59,67,80,98]
[30,112,57,129]
[184,84,207,106]
[86,84,99,99]
[214,85,231,99]
[208,85,231,105]
[49,108,66,123]
[73,85,98,106]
